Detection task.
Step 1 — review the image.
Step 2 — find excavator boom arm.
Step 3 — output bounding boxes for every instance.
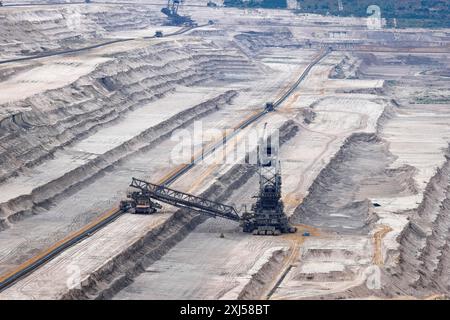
[130,178,241,222]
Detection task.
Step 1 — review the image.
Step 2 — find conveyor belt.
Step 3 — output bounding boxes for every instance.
[130,178,241,221]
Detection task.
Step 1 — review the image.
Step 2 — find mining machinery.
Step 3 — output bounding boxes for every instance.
[161,0,194,26]
[242,125,297,235]
[265,102,275,112]
[121,125,296,235]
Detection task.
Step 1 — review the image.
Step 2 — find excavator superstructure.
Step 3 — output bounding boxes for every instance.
[161,0,194,26]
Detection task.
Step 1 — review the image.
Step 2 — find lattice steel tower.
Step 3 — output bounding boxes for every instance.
[242,124,297,235]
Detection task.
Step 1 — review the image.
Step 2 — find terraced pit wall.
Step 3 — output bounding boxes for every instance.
[0,36,261,229]
[0,4,165,59]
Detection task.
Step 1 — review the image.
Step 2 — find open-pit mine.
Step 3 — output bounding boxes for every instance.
[0,0,449,302]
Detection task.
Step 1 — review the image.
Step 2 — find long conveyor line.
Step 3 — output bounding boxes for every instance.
[0,24,204,65]
[0,48,329,292]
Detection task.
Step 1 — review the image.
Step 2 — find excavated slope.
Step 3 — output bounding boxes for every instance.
[0,4,164,59]
[291,132,417,234]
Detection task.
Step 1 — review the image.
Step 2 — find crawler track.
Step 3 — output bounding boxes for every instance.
[0,49,329,292]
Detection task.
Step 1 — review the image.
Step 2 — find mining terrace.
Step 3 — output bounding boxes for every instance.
[0,0,449,300]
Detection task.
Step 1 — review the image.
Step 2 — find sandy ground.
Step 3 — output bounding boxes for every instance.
[0,3,449,300]
[0,36,179,105]
[0,55,113,104]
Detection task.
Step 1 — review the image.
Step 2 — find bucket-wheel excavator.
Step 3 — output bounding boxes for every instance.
[161,0,194,26]
[121,125,296,235]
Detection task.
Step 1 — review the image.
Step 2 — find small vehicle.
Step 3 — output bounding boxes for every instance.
[265,102,275,112]
[155,31,163,38]
[208,20,214,25]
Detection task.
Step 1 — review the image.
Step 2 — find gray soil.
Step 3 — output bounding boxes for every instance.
[383,148,450,297]
[291,133,417,235]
